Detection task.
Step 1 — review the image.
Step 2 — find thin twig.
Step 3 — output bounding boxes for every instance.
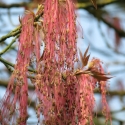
[0,2,33,8]
[87,9,125,38]
[77,0,119,9]
[0,0,119,9]
[3,63,13,73]
[0,57,36,73]
[0,34,19,55]
[0,10,43,43]
[0,26,21,43]
[97,20,125,56]
[94,88,125,96]
[1,79,125,96]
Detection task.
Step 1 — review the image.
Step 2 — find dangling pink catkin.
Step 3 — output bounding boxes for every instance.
[0,1,111,125]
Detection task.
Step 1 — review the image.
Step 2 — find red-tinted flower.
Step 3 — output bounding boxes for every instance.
[0,11,35,125]
[0,1,111,125]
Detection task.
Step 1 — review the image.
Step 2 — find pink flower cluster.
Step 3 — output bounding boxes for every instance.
[0,11,36,125]
[0,1,111,125]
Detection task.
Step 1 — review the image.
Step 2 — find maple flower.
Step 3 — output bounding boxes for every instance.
[35,0,78,124]
[76,74,96,125]
[35,0,111,125]
[0,1,111,125]
[0,11,35,125]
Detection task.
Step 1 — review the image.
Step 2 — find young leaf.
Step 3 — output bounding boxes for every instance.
[90,70,112,81]
[84,54,90,67]
[79,46,90,68]
[83,45,89,61]
[90,0,97,9]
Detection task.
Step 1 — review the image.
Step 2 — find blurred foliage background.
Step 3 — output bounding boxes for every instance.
[0,0,125,124]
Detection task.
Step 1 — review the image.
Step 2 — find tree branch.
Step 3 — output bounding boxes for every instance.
[87,9,125,38]
[0,34,19,55]
[0,2,35,8]
[96,112,125,122]
[77,0,119,9]
[0,80,125,96]
[0,0,120,9]
[0,79,34,90]
[97,22,125,56]
[0,26,21,43]
[0,57,36,73]
[0,9,43,43]
[94,88,125,96]
[3,63,13,73]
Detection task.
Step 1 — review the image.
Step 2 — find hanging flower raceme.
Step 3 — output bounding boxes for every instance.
[0,1,111,125]
[35,0,78,124]
[43,0,76,66]
[35,0,111,125]
[0,8,43,124]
